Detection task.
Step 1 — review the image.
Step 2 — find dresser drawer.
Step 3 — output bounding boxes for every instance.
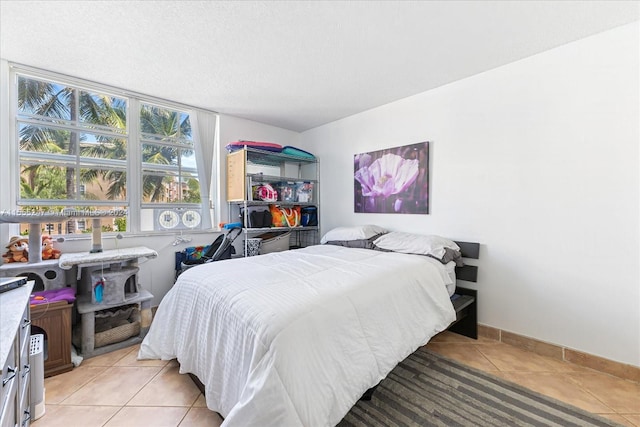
[19,378,30,427]
[1,343,17,407]
[0,372,17,427]
[18,333,30,408]
[19,331,30,367]
[18,305,31,362]
[19,366,29,411]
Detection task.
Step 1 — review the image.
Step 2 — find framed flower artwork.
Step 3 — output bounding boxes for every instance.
[354,141,429,214]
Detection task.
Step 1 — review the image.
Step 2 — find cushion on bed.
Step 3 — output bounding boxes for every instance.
[320,224,388,244]
[373,231,460,260]
[226,140,283,152]
[324,233,387,249]
[438,247,464,267]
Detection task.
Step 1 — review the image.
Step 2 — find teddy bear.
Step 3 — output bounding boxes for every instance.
[2,236,29,263]
[41,235,61,260]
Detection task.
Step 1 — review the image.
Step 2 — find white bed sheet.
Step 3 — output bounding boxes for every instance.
[445,260,457,296]
[139,244,455,426]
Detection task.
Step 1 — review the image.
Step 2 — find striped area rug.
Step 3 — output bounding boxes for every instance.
[338,347,622,427]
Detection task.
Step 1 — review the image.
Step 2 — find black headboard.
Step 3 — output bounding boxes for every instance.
[453,241,479,283]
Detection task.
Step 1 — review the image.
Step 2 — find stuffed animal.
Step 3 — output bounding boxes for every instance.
[41,235,61,260]
[2,236,29,263]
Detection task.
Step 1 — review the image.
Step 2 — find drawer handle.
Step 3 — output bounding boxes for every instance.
[2,366,16,386]
[22,408,31,426]
[22,364,31,377]
[22,318,31,329]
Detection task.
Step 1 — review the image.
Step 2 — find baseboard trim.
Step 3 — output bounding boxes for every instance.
[478,325,640,383]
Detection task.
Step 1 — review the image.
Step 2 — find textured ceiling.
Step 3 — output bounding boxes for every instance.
[1,1,638,132]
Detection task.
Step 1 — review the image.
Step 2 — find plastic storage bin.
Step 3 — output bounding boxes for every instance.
[244,238,263,257]
[30,334,45,420]
[257,231,291,254]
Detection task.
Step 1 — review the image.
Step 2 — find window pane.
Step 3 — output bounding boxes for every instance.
[181,173,201,203]
[18,76,72,120]
[79,168,127,201]
[164,176,182,204]
[18,123,72,153]
[141,171,173,203]
[80,133,127,161]
[140,104,192,142]
[19,126,127,164]
[19,164,75,200]
[142,143,179,166]
[179,149,197,170]
[140,169,200,203]
[140,133,192,146]
[78,90,127,132]
[18,125,113,162]
[140,173,202,204]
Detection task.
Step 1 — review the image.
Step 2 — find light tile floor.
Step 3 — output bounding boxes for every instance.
[426,332,640,427]
[32,331,640,427]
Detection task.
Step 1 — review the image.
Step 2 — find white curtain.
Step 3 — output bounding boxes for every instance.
[191,109,218,230]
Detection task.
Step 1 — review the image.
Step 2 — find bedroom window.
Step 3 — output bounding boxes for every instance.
[138,103,206,232]
[9,64,216,235]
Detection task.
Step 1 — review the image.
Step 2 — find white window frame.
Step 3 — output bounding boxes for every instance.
[2,62,217,236]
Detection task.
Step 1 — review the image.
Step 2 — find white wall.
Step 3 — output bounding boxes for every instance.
[301,22,639,367]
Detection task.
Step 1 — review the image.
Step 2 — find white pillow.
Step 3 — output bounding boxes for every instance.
[320,225,388,244]
[373,232,460,259]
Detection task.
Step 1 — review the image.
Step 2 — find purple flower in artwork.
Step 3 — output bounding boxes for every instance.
[354,153,419,198]
[355,153,372,169]
[394,198,403,212]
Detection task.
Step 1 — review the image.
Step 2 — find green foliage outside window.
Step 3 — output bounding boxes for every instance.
[14,70,207,233]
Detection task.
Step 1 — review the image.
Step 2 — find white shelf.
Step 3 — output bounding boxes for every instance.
[242,226,318,233]
[230,200,317,207]
[59,246,158,270]
[249,174,318,184]
[240,147,317,165]
[76,289,153,314]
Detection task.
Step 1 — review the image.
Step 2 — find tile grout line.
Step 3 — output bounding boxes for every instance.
[45,365,105,406]
[101,405,127,427]
[103,345,171,427]
[472,343,502,372]
[443,339,638,424]
[121,349,168,408]
[563,373,618,416]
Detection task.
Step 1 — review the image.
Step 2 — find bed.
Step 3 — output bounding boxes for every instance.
[139,228,461,426]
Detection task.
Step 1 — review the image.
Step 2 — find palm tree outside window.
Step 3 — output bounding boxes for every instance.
[10,65,215,235]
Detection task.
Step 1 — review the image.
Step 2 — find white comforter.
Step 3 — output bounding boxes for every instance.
[139,244,455,426]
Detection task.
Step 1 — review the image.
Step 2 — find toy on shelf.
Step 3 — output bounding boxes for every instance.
[41,235,61,260]
[2,236,29,263]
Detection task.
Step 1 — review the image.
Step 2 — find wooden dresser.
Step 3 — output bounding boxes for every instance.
[30,301,73,377]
